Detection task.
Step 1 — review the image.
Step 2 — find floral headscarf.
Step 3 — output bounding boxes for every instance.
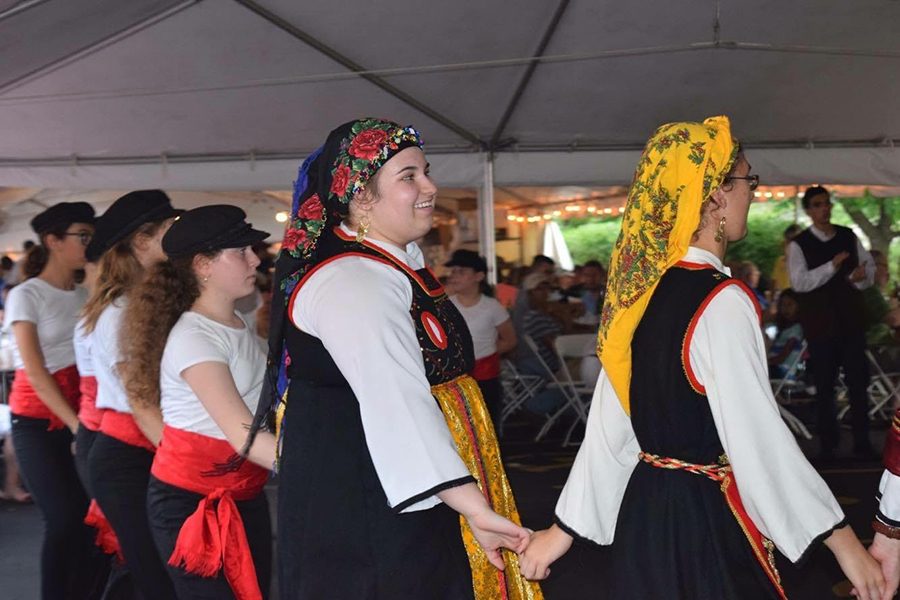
[598,115,738,414]
[247,118,423,458]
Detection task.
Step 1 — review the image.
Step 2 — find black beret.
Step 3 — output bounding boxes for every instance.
[444,249,487,273]
[162,205,269,258]
[30,202,95,235]
[86,190,180,261]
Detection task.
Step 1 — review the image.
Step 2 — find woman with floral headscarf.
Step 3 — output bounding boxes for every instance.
[247,119,541,600]
[518,117,885,599]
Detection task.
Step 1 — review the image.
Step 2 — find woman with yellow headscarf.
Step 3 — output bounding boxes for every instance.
[517,117,886,599]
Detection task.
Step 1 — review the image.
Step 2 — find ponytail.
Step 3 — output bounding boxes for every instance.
[22,245,49,279]
[121,257,201,408]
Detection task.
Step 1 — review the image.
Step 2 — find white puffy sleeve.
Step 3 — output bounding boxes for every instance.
[292,256,473,513]
[554,370,640,545]
[690,283,845,563]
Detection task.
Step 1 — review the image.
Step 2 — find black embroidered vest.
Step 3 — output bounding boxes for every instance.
[285,228,475,388]
[629,264,745,464]
[793,225,864,339]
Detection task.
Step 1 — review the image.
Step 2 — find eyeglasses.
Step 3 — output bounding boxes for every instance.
[724,174,760,191]
[63,232,93,246]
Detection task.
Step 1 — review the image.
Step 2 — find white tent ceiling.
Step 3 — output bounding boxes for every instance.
[1,0,900,191]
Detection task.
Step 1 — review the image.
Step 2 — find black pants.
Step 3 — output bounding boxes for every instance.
[11,414,105,600]
[808,331,871,451]
[147,476,272,599]
[88,432,176,600]
[74,424,97,496]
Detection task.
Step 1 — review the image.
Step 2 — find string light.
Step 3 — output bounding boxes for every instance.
[275,211,289,223]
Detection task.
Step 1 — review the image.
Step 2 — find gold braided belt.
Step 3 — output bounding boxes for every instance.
[637,451,787,600]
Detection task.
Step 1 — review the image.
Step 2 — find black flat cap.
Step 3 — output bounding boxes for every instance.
[162,205,269,258]
[444,249,487,273]
[86,190,180,261]
[30,202,96,235]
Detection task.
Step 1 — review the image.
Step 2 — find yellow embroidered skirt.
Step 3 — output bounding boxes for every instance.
[432,375,543,600]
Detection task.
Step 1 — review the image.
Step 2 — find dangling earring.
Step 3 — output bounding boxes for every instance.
[714,216,727,243]
[356,213,370,243]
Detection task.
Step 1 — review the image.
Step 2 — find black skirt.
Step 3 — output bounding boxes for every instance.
[277,380,474,600]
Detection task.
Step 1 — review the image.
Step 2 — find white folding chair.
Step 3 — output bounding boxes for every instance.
[770,340,813,439]
[498,359,544,437]
[866,348,900,419]
[553,334,598,446]
[522,335,591,445]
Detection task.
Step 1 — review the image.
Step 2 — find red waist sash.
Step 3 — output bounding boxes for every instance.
[99,409,155,452]
[77,376,104,431]
[84,499,122,560]
[9,365,80,430]
[471,353,500,380]
[639,452,787,600]
[152,425,269,600]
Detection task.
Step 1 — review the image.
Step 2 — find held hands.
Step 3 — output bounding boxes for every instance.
[465,507,531,570]
[826,526,886,600]
[518,524,574,581]
[868,533,900,600]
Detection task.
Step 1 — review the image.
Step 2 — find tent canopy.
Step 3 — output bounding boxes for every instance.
[2,0,900,191]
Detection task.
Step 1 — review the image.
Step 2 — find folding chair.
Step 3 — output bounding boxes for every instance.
[865,348,900,419]
[770,340,813,440]
[553,334,598,446]
[522,335,591,445]
[498,359,544,437]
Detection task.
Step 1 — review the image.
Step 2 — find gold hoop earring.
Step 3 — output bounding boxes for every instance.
[356,214,370,243]
[714,216,727,243]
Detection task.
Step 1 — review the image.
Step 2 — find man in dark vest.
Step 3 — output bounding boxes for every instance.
[788,185,876,460]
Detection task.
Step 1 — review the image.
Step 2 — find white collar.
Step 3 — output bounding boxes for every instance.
[684,246,731,276]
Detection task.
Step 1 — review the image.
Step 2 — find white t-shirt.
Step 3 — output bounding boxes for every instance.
[92,301,131,412]
[450,294,510,360]
[2,278,87,372]
[160,311,265,440]
[73,317,94,378]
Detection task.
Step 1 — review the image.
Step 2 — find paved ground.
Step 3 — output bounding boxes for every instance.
[0,406,889,599]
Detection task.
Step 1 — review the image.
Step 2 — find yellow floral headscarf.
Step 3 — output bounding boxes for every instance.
[598,116,738,414]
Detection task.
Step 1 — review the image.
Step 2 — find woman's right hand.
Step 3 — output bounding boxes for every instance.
[518,524,573,580]
[826,526,887,600]
[465,507,531,570]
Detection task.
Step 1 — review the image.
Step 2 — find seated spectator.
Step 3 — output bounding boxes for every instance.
[0,404,30,503]
[445,249,516,424]
[512,273,567,415]
[577,260,607,320]
[768,289,805,380]
[736,260,770,311]
[771,224,803,294]
[863,250,898,346]
[529,254,556,277]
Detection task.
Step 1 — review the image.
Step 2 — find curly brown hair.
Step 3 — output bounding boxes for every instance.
[120,254,215,408]
[81,221,167,333]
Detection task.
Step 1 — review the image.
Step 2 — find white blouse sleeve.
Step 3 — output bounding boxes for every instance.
[854,239,875,290]
[292,256,473,513]
[690,284,845,563]
[877,471,900,525]
[787,240,836,293]
[554,370,640,545]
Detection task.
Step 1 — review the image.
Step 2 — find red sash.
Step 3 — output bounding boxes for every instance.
[77,376,104,431]
[84,500,122,560]
[9,365,80,430]
[884,409,900,476]
[639,452,787,600]
[152,425,269,600]
[471,353,500,381]
[99,410,155,452]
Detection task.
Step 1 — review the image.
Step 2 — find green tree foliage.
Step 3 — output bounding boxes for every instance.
[560,197,900,282]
